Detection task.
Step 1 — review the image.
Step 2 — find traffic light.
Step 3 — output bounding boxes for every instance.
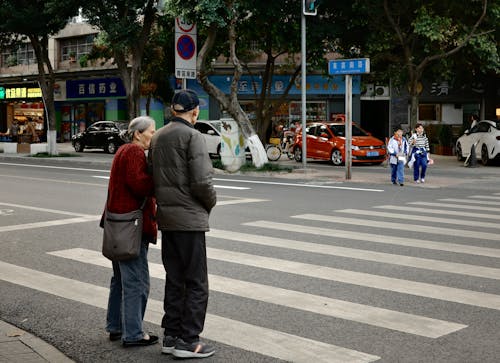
[303,0,318,16]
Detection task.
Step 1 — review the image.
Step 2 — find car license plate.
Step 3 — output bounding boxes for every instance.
[367,151,379,157]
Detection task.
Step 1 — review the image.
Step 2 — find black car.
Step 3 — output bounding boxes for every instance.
[72,121,128,154]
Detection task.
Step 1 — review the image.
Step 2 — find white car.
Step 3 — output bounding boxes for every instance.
[456,120,500,165]
[194,120,251,159]
[194,120,222,156]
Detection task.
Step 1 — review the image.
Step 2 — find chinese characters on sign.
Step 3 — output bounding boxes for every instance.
[431,81,449,96]
[175,70,197,79]
[2,87,42,99]
[66,78,126,99]
[328,58,370,75]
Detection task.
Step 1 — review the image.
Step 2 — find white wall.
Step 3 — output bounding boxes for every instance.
[441,104,462,125]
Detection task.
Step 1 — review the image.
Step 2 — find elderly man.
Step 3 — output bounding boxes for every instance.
[148,89,216,359]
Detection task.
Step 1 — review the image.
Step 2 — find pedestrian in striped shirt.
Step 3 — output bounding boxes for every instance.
[408,123,430,183]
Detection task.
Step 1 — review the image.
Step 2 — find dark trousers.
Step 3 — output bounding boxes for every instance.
[161,231,209,343]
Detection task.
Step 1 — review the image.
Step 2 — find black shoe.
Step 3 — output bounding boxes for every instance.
[392,181,397,185]
[123,334,159,347]
[109,332,122,341]
[172,338,215,358]
[161,335,178,354]
[399,183,404,186]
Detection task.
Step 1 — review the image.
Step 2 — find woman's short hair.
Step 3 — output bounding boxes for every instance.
[124,116,155,142]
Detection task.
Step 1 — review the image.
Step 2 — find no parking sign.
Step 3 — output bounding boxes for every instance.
[175,18,197,79]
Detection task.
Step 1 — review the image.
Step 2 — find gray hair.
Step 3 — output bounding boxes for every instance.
[123,116,155,142]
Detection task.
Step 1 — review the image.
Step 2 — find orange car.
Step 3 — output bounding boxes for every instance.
[292,122,387,165]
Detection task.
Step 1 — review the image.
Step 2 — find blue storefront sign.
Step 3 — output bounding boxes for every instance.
[66,77,126,99]
[207,75,360,95]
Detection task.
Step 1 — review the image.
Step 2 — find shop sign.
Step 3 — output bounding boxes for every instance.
[0,87,42,99]
[66,77,126,99]
[208,75,360,95]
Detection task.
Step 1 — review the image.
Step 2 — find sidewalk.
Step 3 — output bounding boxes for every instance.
[0,320,74,363]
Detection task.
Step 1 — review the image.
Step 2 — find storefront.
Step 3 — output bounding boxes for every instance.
[0,84,46,143]
[54,77,127,141]
[176,74,360,130]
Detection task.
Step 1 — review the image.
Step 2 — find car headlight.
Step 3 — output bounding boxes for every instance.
[351,145,360,150]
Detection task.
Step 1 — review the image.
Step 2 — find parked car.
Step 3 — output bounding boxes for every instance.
[292,121,387,165]
[194,120,222,156]
[456,120,500,165]
[72,121,128,154]
[194,120,251,159]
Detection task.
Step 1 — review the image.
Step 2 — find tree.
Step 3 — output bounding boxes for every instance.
[165,0,340,166]
[346,0,497,130]
[82,0,158,120]
[0,0,80,155]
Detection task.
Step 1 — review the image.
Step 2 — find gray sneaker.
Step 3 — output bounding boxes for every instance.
[161,335,178,354]
[172,338,215,359]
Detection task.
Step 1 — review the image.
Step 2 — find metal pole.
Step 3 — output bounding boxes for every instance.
[301,12,307,169]
[345,74,352,180]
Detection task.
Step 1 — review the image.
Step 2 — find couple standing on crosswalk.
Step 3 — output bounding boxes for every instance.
[103,89,217,359]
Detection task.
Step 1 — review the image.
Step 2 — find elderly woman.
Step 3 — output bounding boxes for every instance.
[104,116,158,347]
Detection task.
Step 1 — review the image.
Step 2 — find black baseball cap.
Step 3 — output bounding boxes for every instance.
[171,89,199,113]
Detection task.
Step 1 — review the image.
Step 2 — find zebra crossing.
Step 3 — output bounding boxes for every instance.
[1,193,500,361]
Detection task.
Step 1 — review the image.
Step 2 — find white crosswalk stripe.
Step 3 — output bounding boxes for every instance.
[0,260,379,363]
[3,193,500,361]
[292,214,500,241]
[337,209,500,229]
[48,248,465,338]
[410,201,500,212]
[244,220,500,258]
[375,205,500,220]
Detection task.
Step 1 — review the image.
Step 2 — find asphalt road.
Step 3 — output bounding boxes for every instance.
[0,156,499,362]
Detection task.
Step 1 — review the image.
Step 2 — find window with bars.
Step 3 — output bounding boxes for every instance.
[1,43,35,67]
[60,34,96,61]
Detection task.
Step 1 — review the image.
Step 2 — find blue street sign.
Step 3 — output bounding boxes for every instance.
[329,58,370,75]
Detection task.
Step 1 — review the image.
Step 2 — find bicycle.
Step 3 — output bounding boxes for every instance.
[266,132,295,161]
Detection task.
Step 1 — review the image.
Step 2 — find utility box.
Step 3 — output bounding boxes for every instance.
[219,117,246,172]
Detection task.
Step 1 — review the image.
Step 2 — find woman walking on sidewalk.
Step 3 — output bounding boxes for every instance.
[408,123,430,183]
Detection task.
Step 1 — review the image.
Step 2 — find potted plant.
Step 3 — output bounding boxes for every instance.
[79,54,88,67]
[437,124,453,155]
[69,52,76,62]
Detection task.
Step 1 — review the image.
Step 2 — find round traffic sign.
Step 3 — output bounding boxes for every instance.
[177,35,196,60]
[176,18,195,33]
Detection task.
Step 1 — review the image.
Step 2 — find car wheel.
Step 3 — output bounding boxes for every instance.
[106,141,118,154]
[456,143,464,161]
[74,141,84,152]
[481,144,490,165]
[294,146,302,162]
[330,149,343,165]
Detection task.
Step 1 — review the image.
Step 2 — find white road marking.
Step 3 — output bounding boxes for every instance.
[293,214,500,241]
[440,198,500,206]
[216,198,269,205]
[243,221,500,259]
[0,162,108,173]
[205,247,500,310]
[206,229,500,280]
[410,201,500,213]
[0,216,100,233]
[376,205,500,220]
[468,195,500,200]
[338,209,500,230]
[49,248,465,338]
[213,178,384,192]
[0,202,95,217]
[0,260,380,363]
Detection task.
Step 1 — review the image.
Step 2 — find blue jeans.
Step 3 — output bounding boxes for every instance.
[390,161,405,184]
[106,243,150,342]
[413,154,428,181]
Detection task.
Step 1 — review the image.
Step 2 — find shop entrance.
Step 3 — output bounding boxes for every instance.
[360,100,390,140]
[60,102,105,141]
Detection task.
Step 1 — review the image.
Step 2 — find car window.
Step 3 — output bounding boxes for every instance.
[352,125,368,136]
[329,125,344,136]
[307,126,317,136]
[88,126,99,132]
[476,122,491,133]
[195,123,212,134]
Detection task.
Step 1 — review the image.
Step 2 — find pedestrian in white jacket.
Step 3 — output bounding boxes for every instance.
[387,126,409,186]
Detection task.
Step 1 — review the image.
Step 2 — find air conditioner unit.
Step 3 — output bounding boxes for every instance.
[375,86,389,97]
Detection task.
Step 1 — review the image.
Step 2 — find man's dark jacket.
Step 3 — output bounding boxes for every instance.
[149,117,216,231]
